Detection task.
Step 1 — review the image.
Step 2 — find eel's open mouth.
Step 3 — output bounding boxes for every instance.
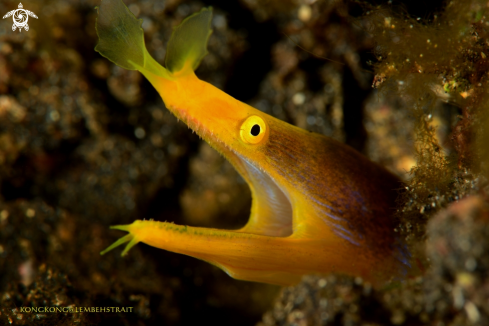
[174,107,293,237]
[229,150,294,238]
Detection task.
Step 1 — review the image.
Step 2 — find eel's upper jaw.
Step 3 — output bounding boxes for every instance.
[213,142,294,238]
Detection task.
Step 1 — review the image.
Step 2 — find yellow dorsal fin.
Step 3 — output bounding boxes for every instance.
[95,0,212,79]
[165,7,213,74]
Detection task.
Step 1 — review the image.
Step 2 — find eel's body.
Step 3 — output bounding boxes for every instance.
[96,0,410,286]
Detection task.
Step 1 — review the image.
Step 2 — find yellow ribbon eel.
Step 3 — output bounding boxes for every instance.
[96,0,411,287]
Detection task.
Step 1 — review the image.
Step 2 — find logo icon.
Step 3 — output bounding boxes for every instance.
[2,3,38,32]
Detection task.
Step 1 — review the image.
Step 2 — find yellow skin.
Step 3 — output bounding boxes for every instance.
[96,0,410,286]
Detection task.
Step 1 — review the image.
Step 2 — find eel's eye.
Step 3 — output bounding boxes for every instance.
[240,115,267,144]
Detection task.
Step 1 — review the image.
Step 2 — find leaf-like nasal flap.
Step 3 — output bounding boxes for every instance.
[95,0,212,78]
[95,0,146,70]
[95,0,169,79]
[165,7,213,74]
